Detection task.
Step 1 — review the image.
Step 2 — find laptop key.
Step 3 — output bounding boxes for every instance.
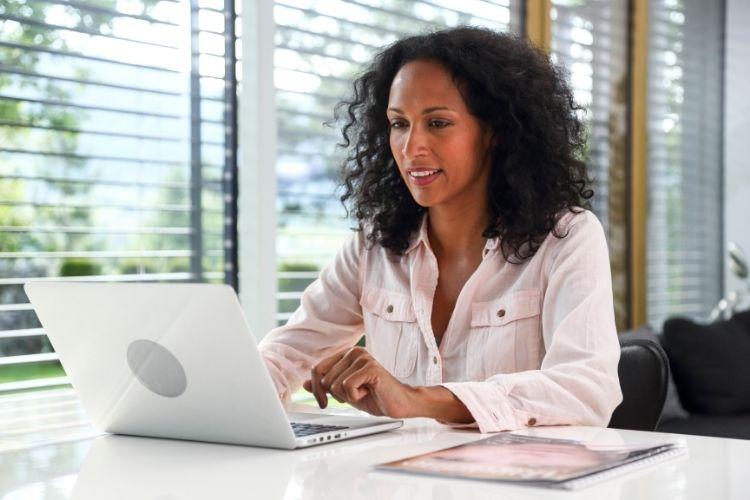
[290,422,349,437]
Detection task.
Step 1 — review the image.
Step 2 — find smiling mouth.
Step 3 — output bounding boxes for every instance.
[407,168,442,187]
[408,169,442,178]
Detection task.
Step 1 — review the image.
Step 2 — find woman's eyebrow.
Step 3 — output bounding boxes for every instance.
[386,106,454,114]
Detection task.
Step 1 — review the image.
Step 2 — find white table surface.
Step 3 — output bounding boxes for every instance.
[1,401,750,500]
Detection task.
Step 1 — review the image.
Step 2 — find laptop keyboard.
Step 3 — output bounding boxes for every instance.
[290,422,349,437]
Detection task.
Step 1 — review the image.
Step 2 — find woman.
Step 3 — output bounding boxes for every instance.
[259,27,622,433]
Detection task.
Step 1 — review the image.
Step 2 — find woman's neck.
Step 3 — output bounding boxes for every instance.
[427,202,490,259]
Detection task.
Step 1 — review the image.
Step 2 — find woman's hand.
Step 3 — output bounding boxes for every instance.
[302,347,418,419]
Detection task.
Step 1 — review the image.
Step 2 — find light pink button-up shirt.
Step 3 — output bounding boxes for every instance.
[259,209,622,433]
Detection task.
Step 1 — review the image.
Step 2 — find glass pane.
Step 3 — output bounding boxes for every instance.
[646,0,724,328]
[550,0,629,329]
[0,0,236,391]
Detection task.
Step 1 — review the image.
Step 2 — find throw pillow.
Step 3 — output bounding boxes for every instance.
[662,309,750,414]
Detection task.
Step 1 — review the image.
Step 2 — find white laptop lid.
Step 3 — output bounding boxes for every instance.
[24,282,297,449]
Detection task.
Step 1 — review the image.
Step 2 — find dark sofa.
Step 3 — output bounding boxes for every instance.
[637,310,750,440]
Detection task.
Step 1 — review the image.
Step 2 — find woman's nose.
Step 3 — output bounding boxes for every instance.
[402,126,428,158]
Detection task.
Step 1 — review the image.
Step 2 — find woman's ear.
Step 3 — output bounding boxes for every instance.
[488,129,499,149]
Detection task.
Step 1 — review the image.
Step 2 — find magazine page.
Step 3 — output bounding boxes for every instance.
[376,433,685,488]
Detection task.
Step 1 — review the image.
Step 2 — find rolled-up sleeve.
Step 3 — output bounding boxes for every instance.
[259,231,366,405]
[442,212,623,433]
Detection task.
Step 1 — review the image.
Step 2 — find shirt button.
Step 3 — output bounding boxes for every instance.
[496,309,506,318]
[386,304,394,313]
[433,356,438,364]
[527,417,537,426]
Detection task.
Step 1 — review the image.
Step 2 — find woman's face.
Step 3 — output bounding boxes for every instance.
[387,59,493,211]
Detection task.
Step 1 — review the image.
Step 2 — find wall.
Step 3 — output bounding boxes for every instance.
[724,0,750,298]
[239,0,278,339]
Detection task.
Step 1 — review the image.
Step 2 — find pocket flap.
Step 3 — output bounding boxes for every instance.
[471,289,541,327]
[360,286,416,322]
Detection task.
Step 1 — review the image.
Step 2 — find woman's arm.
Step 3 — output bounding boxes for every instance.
[262,227,475,423]
[413,386,474,423]
[303,345,475,422]
[440,212,623,432]
[259,230,367,405]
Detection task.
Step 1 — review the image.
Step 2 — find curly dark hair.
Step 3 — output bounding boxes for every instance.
[336,27,593,263]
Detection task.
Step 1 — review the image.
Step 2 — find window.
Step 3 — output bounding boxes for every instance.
[0,0,239,392]
[2,0,727,394]
[549,0,629,329]
[272,0,521,325]
[646,0,724,327]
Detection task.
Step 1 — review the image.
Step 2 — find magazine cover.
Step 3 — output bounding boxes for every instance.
[376,433,687,489]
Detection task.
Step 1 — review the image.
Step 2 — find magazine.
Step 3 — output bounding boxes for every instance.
[376,433,688,490]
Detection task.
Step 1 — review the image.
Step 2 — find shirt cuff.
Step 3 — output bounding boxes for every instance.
[260,350,294,406]
[440,380,529,433]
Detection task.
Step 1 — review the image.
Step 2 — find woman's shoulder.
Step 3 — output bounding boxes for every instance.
[536,208,607,261]
[337,223,392,264]
[338,226,368,256]
[553,207,604,238]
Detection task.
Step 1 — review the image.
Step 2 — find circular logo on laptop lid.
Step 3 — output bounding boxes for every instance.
[126,339,187,397]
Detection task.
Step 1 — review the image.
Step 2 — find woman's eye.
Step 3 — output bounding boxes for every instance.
[389,120,407,129]
[430,119,450,128]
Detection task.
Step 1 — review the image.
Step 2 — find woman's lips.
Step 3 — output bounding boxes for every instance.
[408,169,442,186]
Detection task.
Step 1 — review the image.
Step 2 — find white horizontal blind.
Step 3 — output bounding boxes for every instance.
[272,0,521,325]
[0,0,239,392]
[549,0,629,328]
[646,0,724,328]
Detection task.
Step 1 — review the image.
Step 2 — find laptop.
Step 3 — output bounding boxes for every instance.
[24,282,402,449]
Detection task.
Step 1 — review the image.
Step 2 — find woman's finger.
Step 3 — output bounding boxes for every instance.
[327,355,370,403]
[310,350,346,408]
[320,348,368,399]
[341,361,380,403]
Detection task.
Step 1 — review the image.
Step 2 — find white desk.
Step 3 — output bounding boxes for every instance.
[1,409,749,499]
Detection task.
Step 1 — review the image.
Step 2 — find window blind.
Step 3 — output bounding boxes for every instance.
[549,0,629,329]
[0,0,239,393]
[272,0,521,325]
[646,0,724,328]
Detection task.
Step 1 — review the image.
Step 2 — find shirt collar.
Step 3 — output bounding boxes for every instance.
[484,237,500,251]
[404,214,430,255]
[403,214,500,255]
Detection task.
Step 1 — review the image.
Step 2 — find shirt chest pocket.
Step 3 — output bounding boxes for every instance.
[359,287,419,379]
[466,289,543,380]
